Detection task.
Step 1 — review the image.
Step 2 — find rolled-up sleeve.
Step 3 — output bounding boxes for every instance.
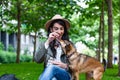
[34,41,47,63]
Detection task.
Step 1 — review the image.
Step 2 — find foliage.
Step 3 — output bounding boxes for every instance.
[0,42,4,50]
[20,54,32,62]
[1,0,81,34]
[1,0,119,48]
[8,44,14,52]
[23,48,30,55]
[0,50,16,63]
[0,50,32,63]
[68,0,119,53]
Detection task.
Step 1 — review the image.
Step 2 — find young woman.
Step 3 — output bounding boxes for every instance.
[35,14,72,80]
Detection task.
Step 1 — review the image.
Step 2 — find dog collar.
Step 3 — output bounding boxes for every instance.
[66,52,75,58]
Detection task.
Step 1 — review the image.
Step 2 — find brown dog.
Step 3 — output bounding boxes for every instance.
[59,40,104,80]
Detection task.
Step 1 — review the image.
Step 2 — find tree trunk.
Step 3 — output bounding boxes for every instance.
[101,1,105,61]
[106,0,113,68]
[33,32,37,62]
[16,0,21,63]
[118,20,120,76]
[118,0,120,77]
[97,1,105,62]
[97,15,102,61]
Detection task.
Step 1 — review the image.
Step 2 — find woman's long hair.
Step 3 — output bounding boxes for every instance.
[47,19,69,58]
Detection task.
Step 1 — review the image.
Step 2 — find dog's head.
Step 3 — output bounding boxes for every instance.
[59,40,76,56]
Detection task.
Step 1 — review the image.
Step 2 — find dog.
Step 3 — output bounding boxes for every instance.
[59,40,105,80]
[0,74,18,80]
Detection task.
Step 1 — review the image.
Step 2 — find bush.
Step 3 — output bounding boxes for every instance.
[0,50,32,63]
[20,54,32,62]
[8,44,15,52]
[0,50,16,63]
[0,42,4,50]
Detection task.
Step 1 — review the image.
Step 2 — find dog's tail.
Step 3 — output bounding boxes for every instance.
[102,58,107,71]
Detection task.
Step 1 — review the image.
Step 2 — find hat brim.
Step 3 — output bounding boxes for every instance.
[45,19,70,30]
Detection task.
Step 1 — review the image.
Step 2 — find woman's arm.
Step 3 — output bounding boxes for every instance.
[34,41,47,63]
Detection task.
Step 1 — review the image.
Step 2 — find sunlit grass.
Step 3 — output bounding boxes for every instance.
[0,63,120,80]
[0,62,43,80]
[102,65,120,80]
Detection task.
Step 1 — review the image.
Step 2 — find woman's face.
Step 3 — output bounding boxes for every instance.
[51,23,64,40]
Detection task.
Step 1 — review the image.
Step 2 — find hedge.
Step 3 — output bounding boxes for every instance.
[0,50,32,63]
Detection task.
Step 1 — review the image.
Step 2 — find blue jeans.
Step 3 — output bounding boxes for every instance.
[39,64,71,80]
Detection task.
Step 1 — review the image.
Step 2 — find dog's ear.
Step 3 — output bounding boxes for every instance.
[64,40,70,45]
[65,44,70,50]
[64,40,71,51]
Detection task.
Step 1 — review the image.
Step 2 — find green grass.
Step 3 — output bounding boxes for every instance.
[0,63,120,80]
[102,65,120,80]
[0,62,43,80]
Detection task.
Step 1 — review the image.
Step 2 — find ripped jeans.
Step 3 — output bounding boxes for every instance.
[39,64,71,80]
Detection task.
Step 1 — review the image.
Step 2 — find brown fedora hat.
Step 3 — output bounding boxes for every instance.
[45,14,70,30]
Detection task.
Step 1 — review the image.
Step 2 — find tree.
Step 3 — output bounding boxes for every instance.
[97,15,102,61]
[16,0,21,63]
[105,0,113,68]
[118,17,120,76]
[101,1,105,61]
[97,0,105,61]
[118,0,120,76]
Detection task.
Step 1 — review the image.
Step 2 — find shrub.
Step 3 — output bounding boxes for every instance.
[0,50,16,63]
[0,50,32,63]
[8,44,15,52]
[0,42,4,50]
[23,48,30,55]
[20,54,32,62]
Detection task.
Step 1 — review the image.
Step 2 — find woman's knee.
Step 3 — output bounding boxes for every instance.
[47,64,58,71]
[52,77,57,80]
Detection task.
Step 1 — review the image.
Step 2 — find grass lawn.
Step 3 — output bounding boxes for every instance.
[0,62,43,80]
[0,62,120,80]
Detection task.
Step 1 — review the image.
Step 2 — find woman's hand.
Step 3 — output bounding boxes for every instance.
[46,32,60,45]
[49,60,68,69]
